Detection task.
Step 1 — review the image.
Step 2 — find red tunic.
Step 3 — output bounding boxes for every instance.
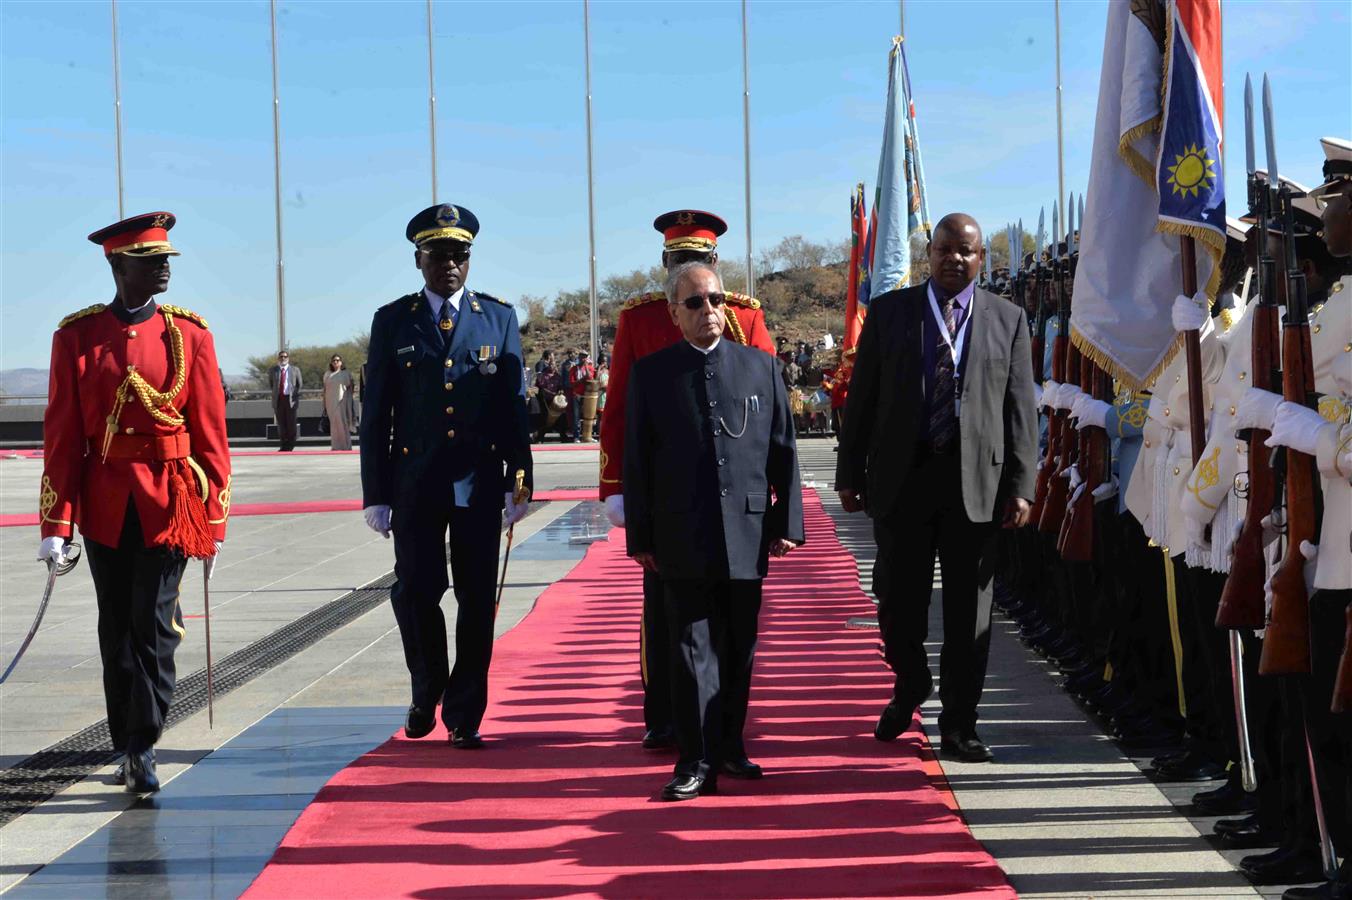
[598,292,775,499]
[40,303,231,549]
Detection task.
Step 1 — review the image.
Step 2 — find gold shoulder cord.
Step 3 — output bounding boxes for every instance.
[102,311,188,460]
[724,309,748,345]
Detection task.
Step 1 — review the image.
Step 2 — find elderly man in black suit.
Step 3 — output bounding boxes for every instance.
[624,260,804,801]
[268,350,302,451]
[836,213,1037,763]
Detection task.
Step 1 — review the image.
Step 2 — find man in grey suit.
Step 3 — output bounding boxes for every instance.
[625,260,804,801]
[268,350,302,451]
[836,213,1037,762]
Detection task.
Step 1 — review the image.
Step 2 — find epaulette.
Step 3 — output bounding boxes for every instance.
[621,291,665,312]
[159,304,209,329]
[58,303,107,329]
[725,291,761,310]
[473,291,511,307]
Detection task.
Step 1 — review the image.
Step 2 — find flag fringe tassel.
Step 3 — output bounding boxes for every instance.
[1070,326,1185,393]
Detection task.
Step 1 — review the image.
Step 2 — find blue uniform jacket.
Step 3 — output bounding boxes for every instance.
[360,287,533,511]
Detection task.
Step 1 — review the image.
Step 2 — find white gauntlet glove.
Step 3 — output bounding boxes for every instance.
[1235,388,1284,432]
[363,505,392,538]
[603,495,625,528]
[1265,400,1329,456]
[1171,291,1210,332]
[37,536,68,564]
[503,492,529,528]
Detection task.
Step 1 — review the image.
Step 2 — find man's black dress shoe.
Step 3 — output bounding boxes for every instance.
[405,705,435,739]
[112,761,126,785]
[125,749,160,795]
[1283,882,1350,900]
[1153,752,1225,782]
[1214,812,1260,836]
[1241,845,1326,885]
[660,774,716,801]
[1193,781,1258,816]
[450,728,484,749]
[642,726,675,750]
[720,758,763,780]
[1219,821,1282,850]
[875,685,932,742]
[939,731,994,762]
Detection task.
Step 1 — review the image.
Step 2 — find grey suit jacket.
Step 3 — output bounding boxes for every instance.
[268,364,303,410]
[835,282,1037,523]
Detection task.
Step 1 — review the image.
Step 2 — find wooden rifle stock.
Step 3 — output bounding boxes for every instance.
[1029,271,1061,524]
[1040,341,1079,535]
[1060,361,1105,562]
[1333,605,1352,713]
[1216,299,1280,629]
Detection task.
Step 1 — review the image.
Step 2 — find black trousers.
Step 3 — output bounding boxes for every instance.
[664,578,762,779]
[390,499,501,733]
[872,451,996,734]
[1174,558,1230,765]
[85,503,188,754]
[640,568,672,732]
[274,400,298,450]
[1302,588,1352,855]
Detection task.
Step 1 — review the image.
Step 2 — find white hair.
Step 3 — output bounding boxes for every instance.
[664,260,723,306]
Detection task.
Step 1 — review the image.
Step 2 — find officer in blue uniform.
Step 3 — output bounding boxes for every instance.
[360,203,533,748]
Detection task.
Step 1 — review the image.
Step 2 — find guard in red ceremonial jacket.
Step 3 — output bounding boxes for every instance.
[598,209,776,750]
[40,212,230,794]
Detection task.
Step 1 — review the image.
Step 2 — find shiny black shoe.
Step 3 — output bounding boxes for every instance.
[1283,882,1349,900]
[450,728,484,749]
[660,773,716,801]
[875,686,931,742]
[642,726,676,750]
[404,705,435,739]
[1154,752,1225,782]
[720,758,763,780]
[1219,820,1282,850]
[124,749,160,795]
[1214,812,1260,837]
[1240,846,1326,886]
[111,761,126,785]
[1115,721,1184,752]
[1193,781,1258,816]
[939,730,994,762]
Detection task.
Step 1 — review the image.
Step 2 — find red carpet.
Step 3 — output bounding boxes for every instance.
[243,490,1013,899]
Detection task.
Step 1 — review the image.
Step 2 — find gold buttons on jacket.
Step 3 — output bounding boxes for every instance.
[447,429,456,438]
[1230,406,1237,415]
[128,329,138,338]
[125,426,135,434]
[1173,467,1180,475]
[444,382,453,391]
[444,360,453,368]
[405,361,413,368]
[1145,439,1152,448]
[1313,324,1322,334]
[1239,372,1247,381]
[445,406,454,415]
[1164,408,1171,417]
[402,447,409,455]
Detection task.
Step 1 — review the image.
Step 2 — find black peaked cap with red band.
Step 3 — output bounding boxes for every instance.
[88,212,180,257]
[653,210,727,253]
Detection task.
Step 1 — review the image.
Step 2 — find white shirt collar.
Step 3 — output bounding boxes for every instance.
[121,296,155,315]
[687,336,721,355]
[424,286,465,318]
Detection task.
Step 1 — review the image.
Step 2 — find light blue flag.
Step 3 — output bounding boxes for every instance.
[867,37,930,301]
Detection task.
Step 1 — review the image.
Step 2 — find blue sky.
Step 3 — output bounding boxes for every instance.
[2,0,1347,374]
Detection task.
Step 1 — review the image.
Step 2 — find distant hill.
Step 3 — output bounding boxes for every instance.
[0,368,49,401]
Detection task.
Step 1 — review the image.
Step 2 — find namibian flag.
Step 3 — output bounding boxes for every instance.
[1156,0,1225,290]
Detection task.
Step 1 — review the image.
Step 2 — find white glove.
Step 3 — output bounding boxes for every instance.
[1301,540,1319,587]
[603,494,625,528]
[1052,383,1082,411]
[363,504,392,538]
[38,536,67,564]
[1066,465,1083,491]
[1235,387,1284,432]
[204,541,223,580]
[1069,481,1086,507]
[1259,510,1283,548]
[1171,291,1210,332]
[1265,400,1328,456]
[1077,397,1112,431]
[1033,383,1044,407]
[503,492,528,527]
[1092,478,1119,503]
[1069,394,1090,426]
[1040,380,1061,410]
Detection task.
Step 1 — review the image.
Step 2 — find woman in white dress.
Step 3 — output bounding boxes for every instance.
[322,354,357,451]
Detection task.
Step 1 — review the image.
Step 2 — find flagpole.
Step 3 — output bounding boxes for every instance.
[582,0,598,360]
[741,0,754,297]
[899,0,905,39]
[270,0,287,352]
[110,0,125,218]
[426,0,438,203]
[1054,0,1066,236]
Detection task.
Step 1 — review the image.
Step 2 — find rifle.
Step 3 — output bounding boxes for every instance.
[1333,605,1352,713]
[1060,359,1106,562]
[1258,159,1319,676]
[1041,336,1079,535]
[1216,79,1280,630]
[1028,268,1046,380]
[1029,262,1064,525]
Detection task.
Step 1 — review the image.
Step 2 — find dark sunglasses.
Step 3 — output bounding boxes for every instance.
[680,292,726,310]
[422,247,470,264]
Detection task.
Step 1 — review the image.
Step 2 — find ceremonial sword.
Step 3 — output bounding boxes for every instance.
[0,544,83,685]
[494,469,528,618]
[203,558,215,728]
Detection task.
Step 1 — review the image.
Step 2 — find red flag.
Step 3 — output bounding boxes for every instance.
[844,183,868,351]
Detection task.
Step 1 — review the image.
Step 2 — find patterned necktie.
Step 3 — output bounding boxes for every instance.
[438,300,455,344]
[928,296,959,451]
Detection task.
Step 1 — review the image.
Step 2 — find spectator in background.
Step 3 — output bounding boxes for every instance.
[220,368,233,403]
[268,350,302,451]
[595,359,610,436]
[570,349,597,442]
[323,353,357,451]
[535,349,555,376]
[534,357,568,443]
[782,352,801,390]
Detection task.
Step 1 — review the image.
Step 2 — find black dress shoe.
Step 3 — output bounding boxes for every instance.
[1154,752,1225,782]
[1115,722,1183,752]
[404,705,435,739]
[642,727,675,750]
[875,687,931,742]
[450,728,484,749]
[1193,781,1258,816]
[939,731,994,762]
[1219,821,1283,850]
[1214,812,1260,836]
[720,758,763,780]
[112,761,126,785]
[1241,846,1326,885]
[1283,882,1349,900]
[124,750,160,795]
[660,773,716,801]
[1150,748,1189,770]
